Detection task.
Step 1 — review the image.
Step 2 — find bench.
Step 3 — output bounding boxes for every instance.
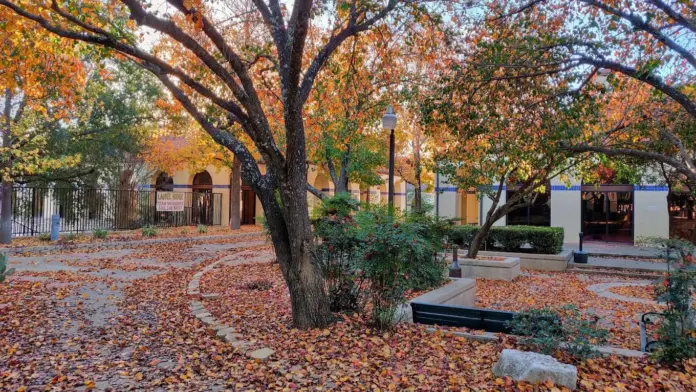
[640,312,664,352]
[411,302,516,333]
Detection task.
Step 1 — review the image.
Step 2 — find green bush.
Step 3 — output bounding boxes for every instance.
[64,232,80,241]
[197,225,208,234]
[447,225,563,254]
[509,305,608,360]
[312,193,363,312]
[355,205,448,330]
[92,228,109,239]
[646,238,696,365]
[37,232,51,242]
[0,253,14,283]
[141,225,158,237]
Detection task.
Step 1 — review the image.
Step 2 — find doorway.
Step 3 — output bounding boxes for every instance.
[581,185,634,243]
[241,179,256,225]
[192,171,213,225]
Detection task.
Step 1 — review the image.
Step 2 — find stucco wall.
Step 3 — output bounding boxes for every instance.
[550,184,582,243]
[634,187,669,240]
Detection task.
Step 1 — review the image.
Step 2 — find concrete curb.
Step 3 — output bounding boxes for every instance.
[187,249,276,361]
[4,231,264,254]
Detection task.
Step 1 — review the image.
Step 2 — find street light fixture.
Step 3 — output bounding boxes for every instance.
[383,106,397,206]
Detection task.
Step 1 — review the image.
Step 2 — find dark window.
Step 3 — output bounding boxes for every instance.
[506,188,551,226]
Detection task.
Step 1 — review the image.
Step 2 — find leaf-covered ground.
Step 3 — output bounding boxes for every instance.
[475,272,663,349]
[2,236,695,391]
[0,225,260,248]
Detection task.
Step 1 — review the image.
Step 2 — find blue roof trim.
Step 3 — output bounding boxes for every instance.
[634,185,668,191]
[550,185,581,191]
[436,186,460,192]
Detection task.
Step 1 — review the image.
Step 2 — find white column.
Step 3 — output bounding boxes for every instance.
[633,185,669,240]
[550,177,582,243]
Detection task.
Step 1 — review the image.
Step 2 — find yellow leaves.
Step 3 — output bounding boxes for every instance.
[134,372,143,381]
[84,379,95,389]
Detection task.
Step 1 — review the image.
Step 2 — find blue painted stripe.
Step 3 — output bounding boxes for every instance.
[551,185,581,191]
[436,186,460,192]
[634,185,668,191]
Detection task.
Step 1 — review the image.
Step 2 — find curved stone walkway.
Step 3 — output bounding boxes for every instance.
[586,281,656,304]
[187,245,276,360]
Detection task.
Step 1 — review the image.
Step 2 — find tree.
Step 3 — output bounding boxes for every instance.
[421,31,593,258]
[394,109,435,212]
[0,0,437,328]
[476,0,696,183]
[0,9,87,243]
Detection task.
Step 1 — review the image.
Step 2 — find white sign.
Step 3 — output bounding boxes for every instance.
[156,192,185,212]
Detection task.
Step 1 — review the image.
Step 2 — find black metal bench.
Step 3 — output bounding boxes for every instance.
[411,302,516,333]
[640,312,664,352]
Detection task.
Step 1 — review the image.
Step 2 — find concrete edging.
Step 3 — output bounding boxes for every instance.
[187,249,276,361]
[459,256,521,281]
[397,278,476,323]
[4,231,264,254]
[460,249,572,272]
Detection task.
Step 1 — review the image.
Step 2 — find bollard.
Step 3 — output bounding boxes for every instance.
[574,231,588,264]
[50,214,60,241]
[449,245,462,278]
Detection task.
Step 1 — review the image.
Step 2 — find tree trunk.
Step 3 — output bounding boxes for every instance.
[259,187,332,329]
[0,181,12,244]
[1,89,12,244]
[229,159,241,230]
[413,129,423,212]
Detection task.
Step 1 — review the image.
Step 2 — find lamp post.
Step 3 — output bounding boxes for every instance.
[383,106,397,206]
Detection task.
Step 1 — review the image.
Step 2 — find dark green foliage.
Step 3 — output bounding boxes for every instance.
[447,225,564,254]
[197,225,208,234]
[311,194,449,328]
[355,205,448,330]
[141,225,158,237]
[509,305,607,360]
[37,233,51,242]
[644,238,696,365]
[92,228,109,239]
[312,193,363,312]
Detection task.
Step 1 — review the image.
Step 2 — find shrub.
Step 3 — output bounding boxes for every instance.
[0,253,14,283]
[92,228,109,239]
[312,193,363,312]
[244,279,273,291]
[64,232,80,241]
[447,225,563,254]
[141,225,158,237]
[355,206,448,330]
[37,232,51,242]
[197,225,208,234]
[645,238,696,365]
[509,305,607,360]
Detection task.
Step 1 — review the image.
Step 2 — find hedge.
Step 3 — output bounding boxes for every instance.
[447,225,564,255]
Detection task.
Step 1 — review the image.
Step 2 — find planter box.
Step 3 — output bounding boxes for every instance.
[459,249,572,272]
[396,278,476,323]
[458,256,521,281]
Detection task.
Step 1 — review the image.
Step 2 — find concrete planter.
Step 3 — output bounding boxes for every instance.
[396,278,476,323]
[459,249,572,272]
[458,256,521,281]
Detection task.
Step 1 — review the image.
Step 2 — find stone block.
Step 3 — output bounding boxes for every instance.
[216,327,237,337]
[248,348,274,360]
[201,293,221,299]
[396,278,477,323]
[459,257,521,281]
[493,349,577,390]
[462,249,572,272]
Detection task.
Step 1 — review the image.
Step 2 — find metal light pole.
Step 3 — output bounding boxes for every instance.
[383,106,397,206]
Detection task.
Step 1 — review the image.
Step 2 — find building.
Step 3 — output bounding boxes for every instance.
[435,175,671,244]
[145,164,408,227]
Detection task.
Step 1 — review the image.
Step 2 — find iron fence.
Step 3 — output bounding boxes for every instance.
[9,187,222,237]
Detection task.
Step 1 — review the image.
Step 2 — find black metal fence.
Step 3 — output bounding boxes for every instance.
[9,187,222,237]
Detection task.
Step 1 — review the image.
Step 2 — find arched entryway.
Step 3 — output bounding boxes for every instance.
[192,171,214,225]
[241,178,256,225]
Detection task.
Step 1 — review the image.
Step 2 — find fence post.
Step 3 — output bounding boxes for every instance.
[50,214,60,241]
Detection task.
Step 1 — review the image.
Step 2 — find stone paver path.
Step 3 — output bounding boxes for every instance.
[586,281,656,304]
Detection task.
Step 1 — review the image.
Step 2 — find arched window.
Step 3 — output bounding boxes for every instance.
[192,171,213,193]
[155,172,174,191]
